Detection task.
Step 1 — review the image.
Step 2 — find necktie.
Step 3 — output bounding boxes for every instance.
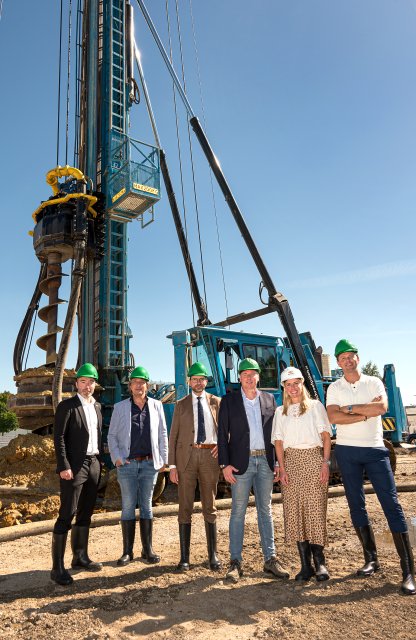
[197,397,206,444]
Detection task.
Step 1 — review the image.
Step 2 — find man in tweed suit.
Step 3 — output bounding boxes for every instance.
[169,362,222,571]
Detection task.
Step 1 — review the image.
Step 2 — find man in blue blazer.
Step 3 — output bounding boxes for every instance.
[218,358,288,582]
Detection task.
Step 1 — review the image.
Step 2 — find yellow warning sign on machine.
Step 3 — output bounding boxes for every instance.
[112,187,126,203]
[132,182,159,195]
[382,417,396,431]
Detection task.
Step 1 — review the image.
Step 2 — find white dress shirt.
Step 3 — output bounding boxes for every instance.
[77,393,99,455]
[192,391,217,444]
[241,388,265,450]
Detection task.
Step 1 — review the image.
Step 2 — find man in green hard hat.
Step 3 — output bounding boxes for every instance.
[327,340,415,596]
[218,357,289,582]
[168,361,222,571]
[51,363,103,586]
[108,365,168,568]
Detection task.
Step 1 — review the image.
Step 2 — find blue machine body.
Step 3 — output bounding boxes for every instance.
[382,364,408,443]
[162,325,331,432]
[161,326,406,445]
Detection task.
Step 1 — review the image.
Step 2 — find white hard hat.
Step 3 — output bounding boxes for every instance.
[280,367,304,386]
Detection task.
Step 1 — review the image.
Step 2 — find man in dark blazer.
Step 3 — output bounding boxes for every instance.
[51,363,103,585]
[169,362,222,571]
[218,358,289,582]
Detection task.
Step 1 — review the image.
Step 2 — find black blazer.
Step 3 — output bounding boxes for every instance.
[54,395,103,475]
[218,389,276,474]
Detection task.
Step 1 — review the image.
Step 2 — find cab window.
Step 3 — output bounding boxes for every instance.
[242,345,278,388]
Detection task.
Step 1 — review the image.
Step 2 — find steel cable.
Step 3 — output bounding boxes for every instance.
[165,0,196,327]
[189,0,230,323]
[174,0,209,319]
[56,0,64,165]
[65,0,73,165]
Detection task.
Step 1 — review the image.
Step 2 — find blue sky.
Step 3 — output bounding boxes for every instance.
[0,0,415,405]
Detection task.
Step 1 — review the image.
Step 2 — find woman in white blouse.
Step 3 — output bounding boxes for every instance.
[272,367,332,582]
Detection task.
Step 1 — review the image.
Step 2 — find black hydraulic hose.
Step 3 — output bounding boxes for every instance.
[52,239,86,413]
[190,116,320,399]
[13,263,47,375]
[160,149,210,326]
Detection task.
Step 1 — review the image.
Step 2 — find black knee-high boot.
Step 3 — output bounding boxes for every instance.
[392,532,416,596]
[140,518,160,564]
[71,525,103,571]
[51,532,74,586]
[178,523,191,571]
[205,521,221,571]
[117,519,136,566]
[295,541,315,582]
[310,544,329,582]
[354,525,380,576]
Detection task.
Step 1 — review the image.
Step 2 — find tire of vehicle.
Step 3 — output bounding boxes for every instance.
[383,438,397,474]
[152,472,166,504]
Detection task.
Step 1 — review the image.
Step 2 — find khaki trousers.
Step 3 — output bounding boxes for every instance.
[178,447,220,524]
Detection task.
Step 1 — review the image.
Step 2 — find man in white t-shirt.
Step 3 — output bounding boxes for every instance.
[326,339,415,596]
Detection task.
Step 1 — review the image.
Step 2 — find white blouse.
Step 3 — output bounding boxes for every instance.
[271,399,332,450]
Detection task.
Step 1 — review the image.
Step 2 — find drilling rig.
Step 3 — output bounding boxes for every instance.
[10,1,408,463]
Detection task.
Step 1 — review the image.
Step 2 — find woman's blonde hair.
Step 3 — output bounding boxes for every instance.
[282,380,311,416]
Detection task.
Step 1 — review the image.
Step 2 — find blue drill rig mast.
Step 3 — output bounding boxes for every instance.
[12,1,160,431]
[79,0,160,417]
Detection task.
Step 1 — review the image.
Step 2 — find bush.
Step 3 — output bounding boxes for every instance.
[0,391,19,434]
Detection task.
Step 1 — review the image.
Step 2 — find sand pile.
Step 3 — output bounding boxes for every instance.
[0,434,60,527]
[0,434,58,490]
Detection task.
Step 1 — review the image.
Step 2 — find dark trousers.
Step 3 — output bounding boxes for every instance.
[178,448,220,524]
[53,456,101,534]
[335,444,407,533]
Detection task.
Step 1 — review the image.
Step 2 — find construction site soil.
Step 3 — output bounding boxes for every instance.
[0,434,415,639]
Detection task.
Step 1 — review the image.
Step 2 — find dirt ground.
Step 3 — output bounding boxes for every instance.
[0,450,415,640]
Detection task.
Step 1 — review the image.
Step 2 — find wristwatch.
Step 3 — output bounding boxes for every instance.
[220,464,226,469]
[347,405,353,414]
[323,458,331,466]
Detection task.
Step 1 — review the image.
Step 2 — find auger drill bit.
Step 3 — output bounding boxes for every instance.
[36,251,67,364]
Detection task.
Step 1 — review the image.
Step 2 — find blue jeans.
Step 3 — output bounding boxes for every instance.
[117,459,158,520]
[335,445,407,533]
[229,455,275,562]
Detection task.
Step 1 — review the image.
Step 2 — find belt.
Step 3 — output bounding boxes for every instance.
[129,454,153,462]
[85,454,97,460]
[193,443,216,449]
[250,449,266,457]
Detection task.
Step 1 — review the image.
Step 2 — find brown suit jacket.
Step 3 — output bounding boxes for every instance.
[168,392,221,472]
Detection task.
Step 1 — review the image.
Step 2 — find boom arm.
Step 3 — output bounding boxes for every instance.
[190,117,319,398]
[159,150,210,327]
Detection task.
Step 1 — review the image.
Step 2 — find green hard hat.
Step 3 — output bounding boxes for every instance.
[130,366,150,381]
[76,363,98,379]
[238,358,261,373]
[188,362,208,378]
[334,339,358,358]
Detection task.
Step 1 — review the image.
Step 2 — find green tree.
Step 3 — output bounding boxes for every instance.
[361,361,382,379]
[0,391,19,434]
